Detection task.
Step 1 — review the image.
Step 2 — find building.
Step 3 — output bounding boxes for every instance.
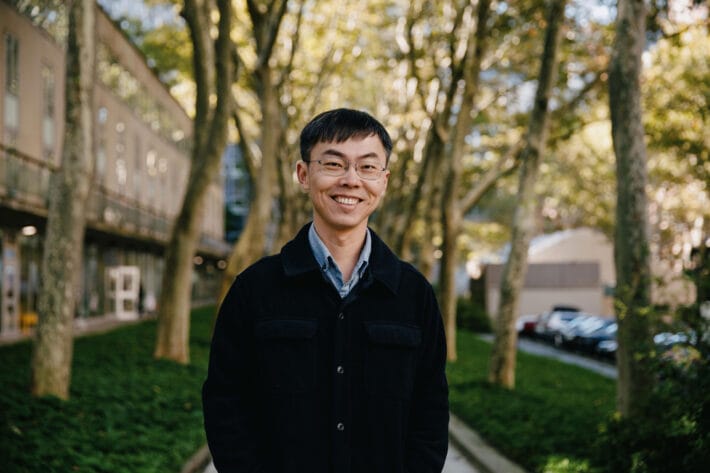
[0,1,230,336]
[482,226,697,320]
[484,228,616,318]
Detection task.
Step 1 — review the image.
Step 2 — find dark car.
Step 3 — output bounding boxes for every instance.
[558,314,607,347]
[534,310,584,345]
[570,320,618,358]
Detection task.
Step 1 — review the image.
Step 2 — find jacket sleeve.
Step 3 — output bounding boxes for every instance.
[202,277,263,472]
[405,283,450,473]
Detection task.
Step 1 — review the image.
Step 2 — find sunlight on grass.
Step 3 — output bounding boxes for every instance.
[447,330,615,473]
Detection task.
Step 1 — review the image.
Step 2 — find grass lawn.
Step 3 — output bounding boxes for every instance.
[0,306,215,473]
[447,330,617,473]
[1,311,617,473]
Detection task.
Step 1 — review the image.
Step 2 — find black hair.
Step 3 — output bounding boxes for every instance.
[299,108,393,164]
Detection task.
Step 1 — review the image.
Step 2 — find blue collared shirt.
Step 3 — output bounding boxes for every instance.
[308,223,371,298]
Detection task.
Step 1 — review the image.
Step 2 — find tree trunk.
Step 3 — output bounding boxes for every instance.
[218,2,291,302]
[219,70,281,301]
[608,0,654,418]
[274,146,300,251]
[30,0,95,399]
[391,119,444,257]
[439,193,461,361]
[488,0,566,389]
[154,0,232,363]
[439,0,491,362]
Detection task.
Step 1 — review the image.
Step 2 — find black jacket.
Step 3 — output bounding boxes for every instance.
[203,223,449,473]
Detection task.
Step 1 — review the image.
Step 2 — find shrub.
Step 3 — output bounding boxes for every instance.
[0,307,215,473]
[447,330,616,472]
[456,297,492,333]
[592,323,710,473]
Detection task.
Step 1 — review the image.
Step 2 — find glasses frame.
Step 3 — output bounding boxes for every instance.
[305,157,387,181]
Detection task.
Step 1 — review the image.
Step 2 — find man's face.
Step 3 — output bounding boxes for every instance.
[297,135,390,239]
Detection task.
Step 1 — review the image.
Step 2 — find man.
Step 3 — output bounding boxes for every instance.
[203,108,449,473]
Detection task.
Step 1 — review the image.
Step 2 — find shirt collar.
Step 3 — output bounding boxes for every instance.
[307,223,371,278]
[282,223,401,295]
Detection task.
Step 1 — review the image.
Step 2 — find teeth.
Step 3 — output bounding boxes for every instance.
[334,196,358,205]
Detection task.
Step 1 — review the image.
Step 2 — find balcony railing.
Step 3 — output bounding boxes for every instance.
[1,144,228,257]
[0,144,53,211]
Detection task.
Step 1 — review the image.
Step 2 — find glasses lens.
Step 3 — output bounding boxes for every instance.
[319,157,347,176]
[356,161,382,180]
[316,157,384,180]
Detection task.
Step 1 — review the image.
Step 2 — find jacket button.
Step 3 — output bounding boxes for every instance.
[336,422,345,431]
[338,312,345,320]
[336,365,344,374]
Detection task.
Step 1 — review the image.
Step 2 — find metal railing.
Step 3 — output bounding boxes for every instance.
[0,144,53,210]
[1,144,228,257]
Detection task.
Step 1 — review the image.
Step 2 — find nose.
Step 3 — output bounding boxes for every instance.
[339,163,361,185]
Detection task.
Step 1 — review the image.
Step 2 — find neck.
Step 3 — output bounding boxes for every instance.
[312,221,367,282]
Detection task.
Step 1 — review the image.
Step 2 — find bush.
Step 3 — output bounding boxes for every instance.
[456,297,492,333]
[593,325,710,473]
[447,330,616,472]
[0,307,215,473]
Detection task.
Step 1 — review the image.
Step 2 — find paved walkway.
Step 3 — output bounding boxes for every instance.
[443,443,480,473]
[478,334,618,379]
[516,337,617,378]
[0,313,156,346]
[203,442,480,473]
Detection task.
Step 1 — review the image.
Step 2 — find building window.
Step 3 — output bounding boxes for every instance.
[4,33,20,139]
[133,135,142,201]
[96,107,108,183]
[115,121,127,190]
[41,64,56,159]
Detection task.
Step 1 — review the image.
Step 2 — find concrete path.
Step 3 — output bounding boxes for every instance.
[517,338,617,378]
[478,334,618,379]
[443,442,480,473]
[203,442,480,473]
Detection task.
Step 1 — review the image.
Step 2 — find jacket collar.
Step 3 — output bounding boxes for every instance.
[282,222,401,295]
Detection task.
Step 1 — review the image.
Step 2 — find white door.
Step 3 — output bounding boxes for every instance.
[1,237,20,334]
[106,266,140,320]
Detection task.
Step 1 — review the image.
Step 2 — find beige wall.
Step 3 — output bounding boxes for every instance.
[0,3,225,243]
[0,2,66,162]
[528,227,615,287]
[486,228,615,319]
[487,288,608,319]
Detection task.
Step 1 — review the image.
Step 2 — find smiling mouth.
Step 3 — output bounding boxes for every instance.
[333,196,360,205]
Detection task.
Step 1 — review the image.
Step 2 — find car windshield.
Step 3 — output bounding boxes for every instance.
[559,312,579,321]
[577,316,606,334]
[601,322,617,335]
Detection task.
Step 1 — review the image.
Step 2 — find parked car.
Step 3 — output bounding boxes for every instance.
[534,309,584,345]
[654,330,700,365]
[516,314,539,338]
[558,314,608,347]
[653,330,697,348]
[571,320,618,358]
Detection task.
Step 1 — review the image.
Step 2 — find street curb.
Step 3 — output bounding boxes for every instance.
[448,413,529,473]
[180,444,211,473]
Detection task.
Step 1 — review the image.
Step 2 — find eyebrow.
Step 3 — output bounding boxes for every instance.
[321,149,381,160]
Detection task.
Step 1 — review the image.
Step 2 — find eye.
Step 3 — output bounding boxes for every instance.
[359,163,379,172]
[322,159,345,169]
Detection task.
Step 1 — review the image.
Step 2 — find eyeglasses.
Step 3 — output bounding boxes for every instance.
[306,156,387,181]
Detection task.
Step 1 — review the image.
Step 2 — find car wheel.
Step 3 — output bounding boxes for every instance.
[553,333,563,347]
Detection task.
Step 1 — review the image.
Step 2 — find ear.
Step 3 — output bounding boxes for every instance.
[296,161,310,191]
[381,169,390,195]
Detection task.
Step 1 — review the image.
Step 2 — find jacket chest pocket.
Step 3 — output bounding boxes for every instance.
[364,322,421,400]
[254,319,318,393]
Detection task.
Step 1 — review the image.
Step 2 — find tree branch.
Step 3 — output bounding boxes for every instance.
[461,141,522,214]
[278,0,304,88]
